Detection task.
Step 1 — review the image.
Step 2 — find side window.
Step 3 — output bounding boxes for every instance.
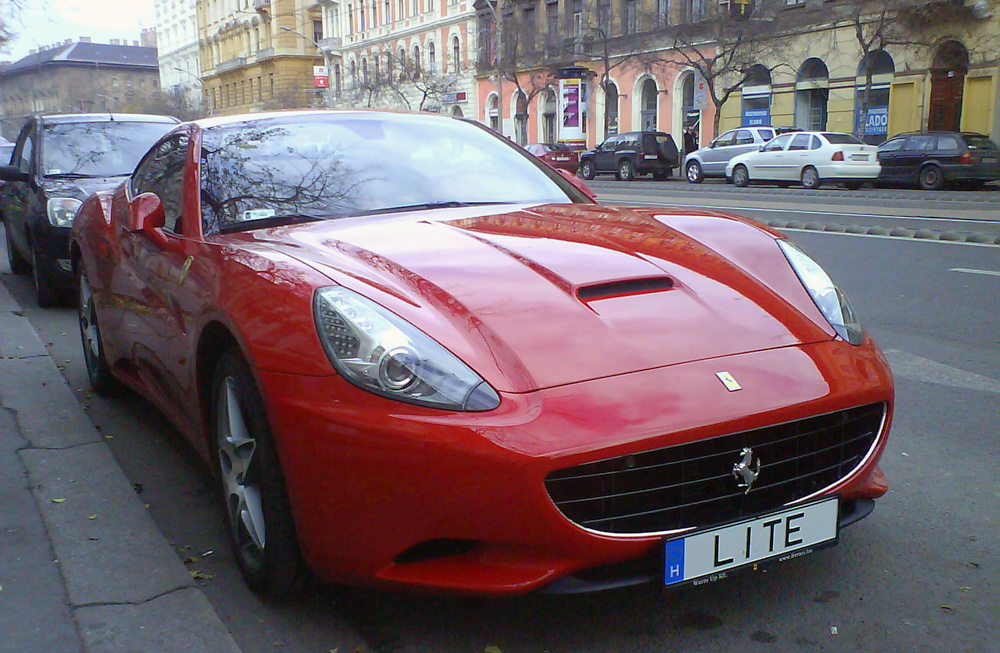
[734,130,754,145]
[713,131,736,147]
[878,137,905,153]
[788,134,811,151]
[13,125,34,174]
[758,129,775,141]
[599,137,617,152]
[130,135,188,234]
[763,133,792,152]
[935,135,960,150]
[904,135,934,151]
[810,135,822,150]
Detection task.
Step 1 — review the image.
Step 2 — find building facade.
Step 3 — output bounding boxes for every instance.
[197,0,326,114]
[155,0,204,110]
[717,0,1000,144]
[316,0,480,117]
[0,40,162,140]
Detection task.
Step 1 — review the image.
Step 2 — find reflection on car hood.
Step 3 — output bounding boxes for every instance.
[255,203,834,393]
[42,175,126,200]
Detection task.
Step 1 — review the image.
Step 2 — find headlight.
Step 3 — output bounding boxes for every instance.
[47,198,82,227]
[314,286,500,411]
[778,239,864,345]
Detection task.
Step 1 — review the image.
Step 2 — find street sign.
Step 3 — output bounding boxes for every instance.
[314,66,329,89]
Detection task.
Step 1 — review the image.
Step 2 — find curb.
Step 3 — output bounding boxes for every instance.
[0,282,241,653]
[765,218,1000,244]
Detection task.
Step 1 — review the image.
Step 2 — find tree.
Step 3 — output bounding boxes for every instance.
[0,0,23,52]
[119,88,205,121]
[644,0,794,137]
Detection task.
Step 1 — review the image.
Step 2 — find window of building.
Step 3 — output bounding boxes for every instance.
[313,19,323,43]
[413,45,421,78]
[546,0,558,50]
[624,0,638,33]
[452,36,461,73]
[428,42,436,73]
[794,57,829,131]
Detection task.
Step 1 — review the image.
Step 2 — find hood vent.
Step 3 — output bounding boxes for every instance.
[577,276,674,301]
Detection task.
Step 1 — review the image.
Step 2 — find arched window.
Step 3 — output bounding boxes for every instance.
[349,60,357,88]
[640,78,658,132]
[451,105,464,118]
[412,45,421,79]
[929,40,968,131]
[429,42,436,73]
[398,47,407,80]
[795,58,829,131]
[452,36,461,73]
[362,57,369,84]
[854,50,894,143]
[334,64,342,93]
[488,94,500,131]
[514,91,529,145]
[741,64,771,127]
[603,81,619,136]
[541,87,557,143]
[680,73,700,138]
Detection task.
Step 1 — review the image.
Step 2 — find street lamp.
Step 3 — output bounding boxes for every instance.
[279,26,332,107]
[172,67,212,116]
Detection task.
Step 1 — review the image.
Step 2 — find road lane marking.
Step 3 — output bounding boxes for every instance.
[883,349,1000,395]
[949,268,1000,277]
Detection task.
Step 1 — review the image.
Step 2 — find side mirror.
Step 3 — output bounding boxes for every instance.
[128,192,174,250]
[557,168,597,201]
[709,142,716,149]
[0,165,29,183]
[759,145,767,151]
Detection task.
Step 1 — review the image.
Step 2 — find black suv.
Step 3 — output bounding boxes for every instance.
[1,113,179,305]
[876,131,1000,190]
[579,131,679,181]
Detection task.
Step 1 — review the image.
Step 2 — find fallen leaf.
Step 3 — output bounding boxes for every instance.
[485,646,503,653]
[830,626,838,635]
[88,514,97,520]
[190,570,215,580]
[201,550,215,557]
[940,605,954,614]
[959,586,971,591]
[183,556,200,564]
[51,498,67,504]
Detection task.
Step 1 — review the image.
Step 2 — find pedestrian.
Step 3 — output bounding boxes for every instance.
[683,125,699,157]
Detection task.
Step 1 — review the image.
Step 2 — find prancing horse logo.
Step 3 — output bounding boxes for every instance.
[732,447,761,494]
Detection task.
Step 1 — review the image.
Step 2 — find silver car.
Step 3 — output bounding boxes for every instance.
[684,126,777,183]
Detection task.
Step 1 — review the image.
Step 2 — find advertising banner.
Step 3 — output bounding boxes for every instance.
[559,78,586,149]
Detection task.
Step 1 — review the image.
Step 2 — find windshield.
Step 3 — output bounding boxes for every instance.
[200,113,574,234]
[41,121,176,177]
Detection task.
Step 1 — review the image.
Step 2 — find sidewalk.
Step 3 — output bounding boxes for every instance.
[0,282,240,653]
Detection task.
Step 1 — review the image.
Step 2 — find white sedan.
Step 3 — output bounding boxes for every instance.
[725,131,880,189]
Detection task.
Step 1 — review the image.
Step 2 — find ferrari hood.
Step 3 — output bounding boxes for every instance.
[262,203,835,393]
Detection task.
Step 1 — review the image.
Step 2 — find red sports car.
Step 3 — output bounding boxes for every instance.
[71,110,893,598]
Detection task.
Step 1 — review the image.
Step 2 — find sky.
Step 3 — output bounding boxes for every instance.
[3,0,155,63]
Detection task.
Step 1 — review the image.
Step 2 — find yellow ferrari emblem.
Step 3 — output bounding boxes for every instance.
[716,371,742,392]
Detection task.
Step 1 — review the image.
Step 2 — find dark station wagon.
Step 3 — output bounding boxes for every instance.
[876,131,1000,190]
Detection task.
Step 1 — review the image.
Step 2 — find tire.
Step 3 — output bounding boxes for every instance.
[617,159,635,182]
[918,165,945,191]
[5,222,30,275]
[30,240,58,308]
[800,166,821,190]
[652,170,670,181]
[78,268,120,396]
[686,161,704,184]
[579,160,595,180]
[212,349,306,597]
[732,165,750,188]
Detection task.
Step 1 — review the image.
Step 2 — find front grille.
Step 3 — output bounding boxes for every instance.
[545,403,885,535]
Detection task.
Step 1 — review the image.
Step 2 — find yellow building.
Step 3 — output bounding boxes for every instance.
[718,0,1000,143]
[198,0,326,114]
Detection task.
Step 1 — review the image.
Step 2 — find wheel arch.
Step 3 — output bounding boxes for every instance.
[196,320,242,450]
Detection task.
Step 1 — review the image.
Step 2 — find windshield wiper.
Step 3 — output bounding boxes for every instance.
[43,172,114,179]
[219,212,330,233]
[350,201,513,218]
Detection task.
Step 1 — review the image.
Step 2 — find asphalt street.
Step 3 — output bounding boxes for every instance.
[0,185,997,652]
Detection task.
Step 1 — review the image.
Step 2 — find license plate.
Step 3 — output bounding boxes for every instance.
[664,496,839,586]
[983,157,998,164]
[850,154,869,161]
[554,157,570,161]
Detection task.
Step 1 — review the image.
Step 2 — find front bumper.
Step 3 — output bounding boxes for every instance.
[260,337,893,596]
[32,221,73,288]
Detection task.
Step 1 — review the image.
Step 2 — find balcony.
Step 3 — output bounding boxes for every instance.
[256,47,274,62]
[319,36,342,54]
[253,0,270,10]
[216,56,247,73]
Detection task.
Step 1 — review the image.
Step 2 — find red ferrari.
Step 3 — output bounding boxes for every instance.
[71,110,893,598]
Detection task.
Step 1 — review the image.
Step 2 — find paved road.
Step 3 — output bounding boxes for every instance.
[1,197,997,652]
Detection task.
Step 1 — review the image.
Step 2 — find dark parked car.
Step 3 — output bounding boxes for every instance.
[580,131,679,181]
[876,131,1000,190]
[1,113,179,305]
[525,143,580,174]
